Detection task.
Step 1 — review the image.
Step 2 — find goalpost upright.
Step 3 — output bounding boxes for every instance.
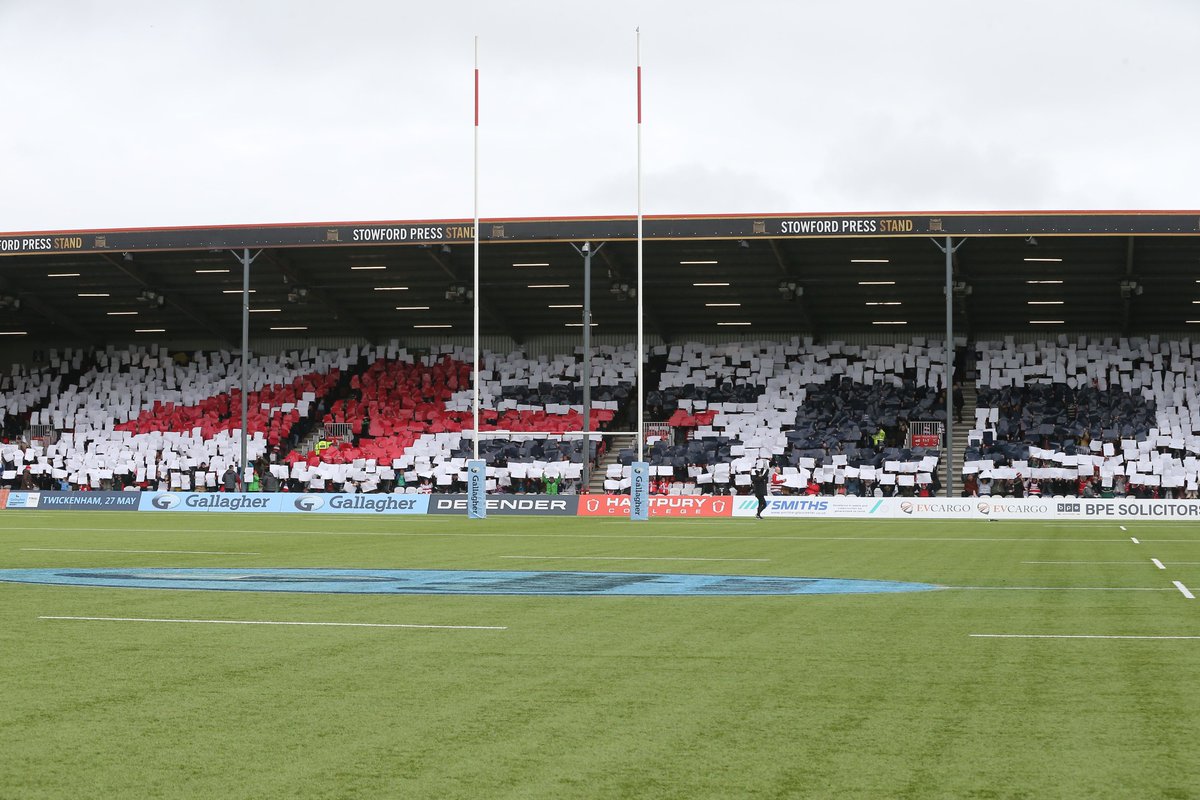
[467,36,486,519]
[465,32,650,520]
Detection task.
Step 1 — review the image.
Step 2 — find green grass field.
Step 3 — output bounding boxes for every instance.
[2,511,1199,799]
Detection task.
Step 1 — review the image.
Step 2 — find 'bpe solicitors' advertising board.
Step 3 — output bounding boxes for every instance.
[428,494,578,516]
[1051,499,1200,520]
[138,492,428,515]
[577,495,733,517]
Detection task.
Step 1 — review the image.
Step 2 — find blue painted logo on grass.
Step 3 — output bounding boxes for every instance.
[0,568,940,596]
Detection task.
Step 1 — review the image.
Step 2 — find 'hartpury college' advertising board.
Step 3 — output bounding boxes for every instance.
[577,495,733,517]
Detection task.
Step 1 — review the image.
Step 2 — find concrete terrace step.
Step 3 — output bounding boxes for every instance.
[941,383,978,496]
[589,434,635,493]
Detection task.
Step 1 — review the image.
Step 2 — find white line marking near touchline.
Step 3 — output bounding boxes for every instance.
[1152,558,1166,570]
[958,586,1173,591]
[38,616,507,630]
[1120,526,1128,531]
[0,525,1141,543]
[1131,537,1140,543]
[21,547,261,555]
[499,556,770,562]
[1174,581,1196,599]
[1022,561,1150,565]
[971,634,1200,640]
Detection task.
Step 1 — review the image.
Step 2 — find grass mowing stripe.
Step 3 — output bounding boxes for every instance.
[38,616,508,630]
[21,548,261,555]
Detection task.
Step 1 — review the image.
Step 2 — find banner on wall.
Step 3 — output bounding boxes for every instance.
[427,494,578,516]
[577,495,733,517]
[731,497,886,518]
[283,493,428,515]
[6,489,1200,520]
[1,491,140,510]
[137,492,428,515]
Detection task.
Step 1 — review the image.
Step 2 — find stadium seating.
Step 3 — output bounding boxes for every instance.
[20,334,1199,498]
[964,336,1200,497]
[276,344,634,492]
[2,344,350,490]
[603,339,950,495]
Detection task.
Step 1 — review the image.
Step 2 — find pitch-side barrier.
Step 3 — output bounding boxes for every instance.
[3,489,1200,520]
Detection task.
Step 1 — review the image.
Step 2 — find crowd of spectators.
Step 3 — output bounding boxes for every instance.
[10,335,1200,501]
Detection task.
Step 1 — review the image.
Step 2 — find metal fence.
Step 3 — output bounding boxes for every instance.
[25,424,58,445]
[322,423,355,442]
[907,421,944,450]
[644,422,673,443]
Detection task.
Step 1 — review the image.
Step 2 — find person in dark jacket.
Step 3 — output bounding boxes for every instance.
[751,464,770,519]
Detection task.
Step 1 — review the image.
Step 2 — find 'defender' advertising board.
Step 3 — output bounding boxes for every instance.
[428,494,577,516]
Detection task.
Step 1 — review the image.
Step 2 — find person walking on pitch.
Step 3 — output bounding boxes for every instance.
[751,463,770,519]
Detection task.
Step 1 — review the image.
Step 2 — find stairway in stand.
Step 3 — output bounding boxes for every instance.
[588,434,636,494]
[940,383,978,497]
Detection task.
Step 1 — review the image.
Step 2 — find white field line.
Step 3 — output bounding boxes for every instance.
[20,547,260,555]
[1131,537,1140,543]
[957,586,1175,591]
[1152,558,1166,570]
[1173,581,1196,599]
[1120,526,1128,531]
[0,525,1150,544]
[39,615,507,630]
[499,556,770,562]
[1022,561,1154,565]
[971,634,1200,640]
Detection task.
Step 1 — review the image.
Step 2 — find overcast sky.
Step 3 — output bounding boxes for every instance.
[2,0,1197,232]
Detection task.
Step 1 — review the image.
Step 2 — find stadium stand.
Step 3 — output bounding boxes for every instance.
[1,344,350,490]
[1,342,640,494]
[277,344,634,493]
[609,339,950,496]
[962,336,1200,498]
[11,334,1199,499]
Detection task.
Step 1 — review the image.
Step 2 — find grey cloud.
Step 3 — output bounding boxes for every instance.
[2,0,1199,231]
